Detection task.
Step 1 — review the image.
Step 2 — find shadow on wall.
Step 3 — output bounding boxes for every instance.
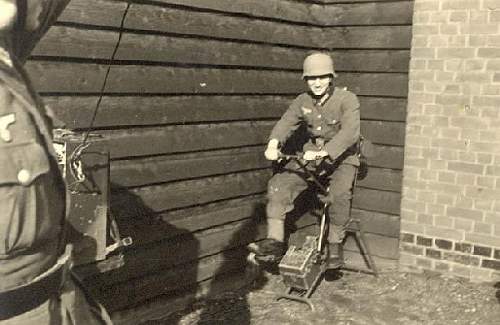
[196,203,268,325]
[77,182,200,324]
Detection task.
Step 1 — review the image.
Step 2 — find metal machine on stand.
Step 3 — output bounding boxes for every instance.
[54,131,132,267]
[272,154,378,311]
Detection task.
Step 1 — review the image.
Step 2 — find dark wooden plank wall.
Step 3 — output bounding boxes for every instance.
[28,0,413,318]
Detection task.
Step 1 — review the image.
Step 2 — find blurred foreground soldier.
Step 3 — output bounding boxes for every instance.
[250,52,361,270]
[0,1,112,323]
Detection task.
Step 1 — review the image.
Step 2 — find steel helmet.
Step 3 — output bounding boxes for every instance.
[302,52,337,79]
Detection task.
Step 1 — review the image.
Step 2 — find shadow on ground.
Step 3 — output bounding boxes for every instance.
[151,268,500,325]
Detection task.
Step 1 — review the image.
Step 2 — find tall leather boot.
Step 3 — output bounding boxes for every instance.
[328,242,344,269]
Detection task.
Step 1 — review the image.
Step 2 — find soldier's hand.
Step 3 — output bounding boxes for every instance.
[303,150,328,161]
[264,147,280,161]
[264,139,280,161]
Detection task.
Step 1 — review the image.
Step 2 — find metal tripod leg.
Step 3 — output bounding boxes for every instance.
[346,219,378,276]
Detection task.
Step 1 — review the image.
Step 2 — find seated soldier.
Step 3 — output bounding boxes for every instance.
[250,52,360,270]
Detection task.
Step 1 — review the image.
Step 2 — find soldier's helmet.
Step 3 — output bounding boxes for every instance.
[302,52,338,79]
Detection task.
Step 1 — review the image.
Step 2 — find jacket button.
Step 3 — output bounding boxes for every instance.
[318,114,322,118]
[17,169,31,185]
[316,126,322,131]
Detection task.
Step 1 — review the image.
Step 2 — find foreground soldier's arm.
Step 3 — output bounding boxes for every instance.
[1,1,113,323]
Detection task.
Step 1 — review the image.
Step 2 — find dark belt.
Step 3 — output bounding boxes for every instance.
[0,266,63,320]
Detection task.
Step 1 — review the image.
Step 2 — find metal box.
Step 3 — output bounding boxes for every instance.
[55,134,110,266]
[278,236,322,291]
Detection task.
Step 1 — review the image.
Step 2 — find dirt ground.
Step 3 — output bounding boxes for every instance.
[143,264,500,325]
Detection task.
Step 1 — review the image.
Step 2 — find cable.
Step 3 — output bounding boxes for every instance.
[68,1,131,190]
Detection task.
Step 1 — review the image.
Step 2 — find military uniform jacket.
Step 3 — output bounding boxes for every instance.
[269,87,361,166]
[0,55,66,292]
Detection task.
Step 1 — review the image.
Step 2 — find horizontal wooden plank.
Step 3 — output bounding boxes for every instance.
[103,66,306,94]
[43,95,405,130]
[344,232,400,259]
[148,0,317,25]
[26,61,107,93]
[90,249,248,311]
[368,144,404,170]
[58,0,128,27]
[336,73,408,97]
[357,167,402,192]
[315,1,413,26]
[361,120,405,146]
[84,121,271,158]
[33,26,118,59]
[350,208,400,238]
[359,97,407,122]
[44,95,291,129]
[110,147,269,187]
[157,196,266,238]
[27,61,408,96]
[353,187,401,215]
[335,50,410,72]
[112,170,270,212]
[322,26,412,49]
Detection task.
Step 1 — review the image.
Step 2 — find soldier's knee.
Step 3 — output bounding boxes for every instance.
[329,190,352,204]
[267,179,292,201]
[266,203,287,220]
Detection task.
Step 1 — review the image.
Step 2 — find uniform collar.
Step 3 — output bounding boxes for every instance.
[310,86,334,107]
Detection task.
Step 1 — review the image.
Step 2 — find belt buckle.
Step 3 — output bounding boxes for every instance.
[313,138,325,149]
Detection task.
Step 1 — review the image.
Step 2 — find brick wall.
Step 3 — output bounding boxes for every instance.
[401,0,500,282]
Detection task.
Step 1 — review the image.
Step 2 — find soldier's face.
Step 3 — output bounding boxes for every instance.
[305,74,332,96]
